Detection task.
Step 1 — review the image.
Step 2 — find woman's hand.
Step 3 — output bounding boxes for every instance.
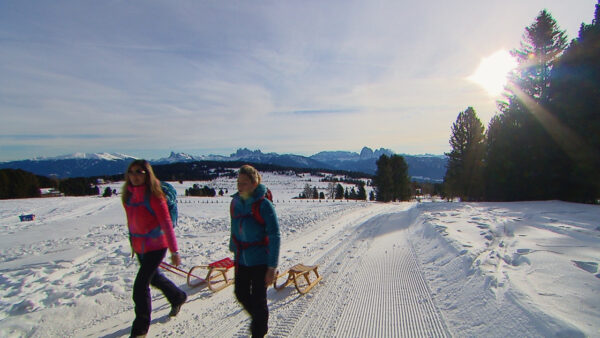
[265,267,276,287]
[171,252,181,267]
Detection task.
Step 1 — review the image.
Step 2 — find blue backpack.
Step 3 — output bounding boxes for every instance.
[160,182,178,227]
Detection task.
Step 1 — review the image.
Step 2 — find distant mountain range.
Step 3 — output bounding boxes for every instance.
[0,147,447,181]
[0,153,137,179]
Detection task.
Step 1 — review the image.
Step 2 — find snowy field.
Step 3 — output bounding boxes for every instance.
[0,172,599,337]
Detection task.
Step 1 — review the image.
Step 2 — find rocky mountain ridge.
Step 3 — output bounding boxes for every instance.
[0,147,447,181]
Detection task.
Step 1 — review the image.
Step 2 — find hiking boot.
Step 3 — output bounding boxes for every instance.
[130,333,146,338]
[169,293,187,317]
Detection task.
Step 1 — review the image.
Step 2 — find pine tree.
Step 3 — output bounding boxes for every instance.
[390,155,411,201]
[510,9,568,102]
[357,182,367,200]
[335,184,344,199]
[484,115,513,201]
[444,107,485,201]
[349,187,357,200]
[486,9,568,201]
[373,155,393,202]
[103,187,113,197]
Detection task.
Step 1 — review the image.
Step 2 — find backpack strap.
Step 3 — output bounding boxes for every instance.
[251,196,266,226]
[230,197,267,226]
[232,235,269,250]
[231,235,269,267]
[129,225,164,238]
[128,224,164,254]
[126,192,155,217]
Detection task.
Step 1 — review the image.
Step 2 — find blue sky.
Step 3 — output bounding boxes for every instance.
[1,1,597,162]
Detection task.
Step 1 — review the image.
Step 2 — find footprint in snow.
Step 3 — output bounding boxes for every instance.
[572,261,598,274]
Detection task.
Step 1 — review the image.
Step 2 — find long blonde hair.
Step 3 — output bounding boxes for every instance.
[239,164,262,184]
[121,159,164,204]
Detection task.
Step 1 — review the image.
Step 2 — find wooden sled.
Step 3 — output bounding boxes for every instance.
[273,264,322,295]
[160,257,235,292]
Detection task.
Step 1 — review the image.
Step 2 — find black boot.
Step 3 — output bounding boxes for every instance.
[169,293,187,317]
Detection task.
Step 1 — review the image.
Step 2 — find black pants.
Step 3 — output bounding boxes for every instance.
[131,248,186,336]
[234,264,269,338]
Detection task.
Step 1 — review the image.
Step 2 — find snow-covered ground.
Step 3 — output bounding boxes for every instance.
[0,172,599,337]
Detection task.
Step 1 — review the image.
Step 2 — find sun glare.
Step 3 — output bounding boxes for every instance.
[468,49,517,97]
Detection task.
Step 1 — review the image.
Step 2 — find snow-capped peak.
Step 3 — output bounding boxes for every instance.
[154,151,199,163]
[36,152,137,161]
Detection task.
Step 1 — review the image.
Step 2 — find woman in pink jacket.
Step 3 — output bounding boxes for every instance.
[122,159,186,338]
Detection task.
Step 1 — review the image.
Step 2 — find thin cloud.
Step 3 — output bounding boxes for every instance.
[273,108,361,116]
[0,134,117,141]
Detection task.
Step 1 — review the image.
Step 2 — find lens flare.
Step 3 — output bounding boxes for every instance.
[468,50,518,97]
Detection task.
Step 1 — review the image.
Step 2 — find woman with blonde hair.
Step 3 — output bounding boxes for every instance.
[230,164,281,337]
[122,159,186,338]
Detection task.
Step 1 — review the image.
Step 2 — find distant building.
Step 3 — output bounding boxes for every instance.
[40,188,63,197]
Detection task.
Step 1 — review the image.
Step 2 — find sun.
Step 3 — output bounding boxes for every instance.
[468,49,517,97]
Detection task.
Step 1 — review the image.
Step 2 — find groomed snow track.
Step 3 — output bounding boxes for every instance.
[210,205,450,337]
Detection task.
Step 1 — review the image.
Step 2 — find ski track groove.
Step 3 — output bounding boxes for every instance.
[407,238,451,337]
[283,224,376,336]
[287,211,450,338]
[263,205,389,337]
[202,299,249,338]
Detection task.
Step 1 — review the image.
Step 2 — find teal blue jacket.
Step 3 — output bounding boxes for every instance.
[229,184,280,268]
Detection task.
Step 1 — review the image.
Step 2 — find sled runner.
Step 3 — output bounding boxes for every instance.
[273,263,322,295]
[160,257,235,292]
[188,257,235,291]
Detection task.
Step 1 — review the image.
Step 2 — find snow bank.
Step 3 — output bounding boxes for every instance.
[410,201,599,337]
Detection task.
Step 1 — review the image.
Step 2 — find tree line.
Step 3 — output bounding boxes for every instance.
[444,4,600,203]
[0,159,370,199]
[0,169,103,199]
[0,169,46,199]
[185,184,217,197]
[298,182,368,200]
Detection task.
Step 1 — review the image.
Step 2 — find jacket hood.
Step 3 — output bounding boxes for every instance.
[253,184,267,199]
[232,183,267,202]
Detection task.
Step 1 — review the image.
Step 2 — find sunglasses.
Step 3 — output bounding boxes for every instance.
[128,169,147,175]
